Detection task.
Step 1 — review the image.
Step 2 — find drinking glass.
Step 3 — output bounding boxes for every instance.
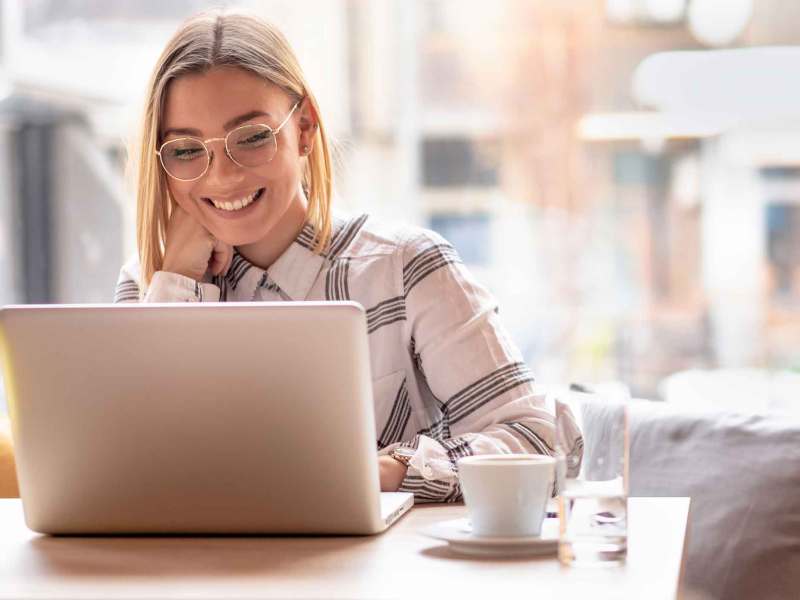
[555,393,628,565]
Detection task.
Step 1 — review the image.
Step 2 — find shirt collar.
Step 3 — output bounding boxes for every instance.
[223,221,327,301]
[266,224,326,301]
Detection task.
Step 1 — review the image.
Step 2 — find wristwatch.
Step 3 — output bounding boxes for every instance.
[389,446,416,468]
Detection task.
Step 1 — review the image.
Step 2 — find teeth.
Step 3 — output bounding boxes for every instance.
[211,190,259,211]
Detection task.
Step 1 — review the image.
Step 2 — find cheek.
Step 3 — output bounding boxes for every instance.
[168,182,201,212]
[263,152,302,190]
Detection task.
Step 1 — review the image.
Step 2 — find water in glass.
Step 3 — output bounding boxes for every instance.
[554,394,628,566]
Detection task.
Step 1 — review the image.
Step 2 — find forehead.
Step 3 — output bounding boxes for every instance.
[161,67,289,133]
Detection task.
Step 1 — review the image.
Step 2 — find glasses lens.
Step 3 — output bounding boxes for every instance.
[228,125,277,167]
[160,139,208,180]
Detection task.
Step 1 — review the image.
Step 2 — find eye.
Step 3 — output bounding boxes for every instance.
[235,128,274,148]
[172,147,204,160]
[163,140,205,161]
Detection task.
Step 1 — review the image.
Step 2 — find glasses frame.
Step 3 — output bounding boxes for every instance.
[155,101,300,182]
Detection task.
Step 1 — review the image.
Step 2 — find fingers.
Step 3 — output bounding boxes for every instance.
[208,238,233,276]
[207,254,223,277]
[221,244,234,275]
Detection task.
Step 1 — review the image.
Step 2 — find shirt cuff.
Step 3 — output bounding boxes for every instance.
[392,435,463,503]
[144,271,221,303]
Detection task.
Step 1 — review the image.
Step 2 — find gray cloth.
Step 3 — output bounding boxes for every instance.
[579,400,625,482]
[626,403,800,600]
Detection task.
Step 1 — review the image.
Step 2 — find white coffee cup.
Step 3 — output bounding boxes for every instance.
[458,454,555,538]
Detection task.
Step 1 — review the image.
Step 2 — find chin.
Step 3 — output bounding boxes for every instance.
[209,226,269,247]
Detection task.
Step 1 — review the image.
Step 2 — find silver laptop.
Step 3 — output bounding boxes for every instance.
[0,302,413,535]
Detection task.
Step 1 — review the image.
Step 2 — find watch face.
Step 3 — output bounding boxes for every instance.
[391,446,415,466]
[393,446,415,459]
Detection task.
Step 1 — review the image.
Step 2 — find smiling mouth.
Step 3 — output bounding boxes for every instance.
[203,188,265,212]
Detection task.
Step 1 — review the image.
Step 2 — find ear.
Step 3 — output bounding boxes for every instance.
[296,97,319,157]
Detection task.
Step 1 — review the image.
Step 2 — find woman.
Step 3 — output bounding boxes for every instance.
[115,8,579,502]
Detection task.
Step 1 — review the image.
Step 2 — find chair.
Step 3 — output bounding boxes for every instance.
[574,392,800,600]
[0,417,19,498]
[633,402,800,600]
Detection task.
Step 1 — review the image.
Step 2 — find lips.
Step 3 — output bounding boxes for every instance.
[203,187,265,212]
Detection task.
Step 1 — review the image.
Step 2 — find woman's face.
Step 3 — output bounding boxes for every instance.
[160,67,313,246]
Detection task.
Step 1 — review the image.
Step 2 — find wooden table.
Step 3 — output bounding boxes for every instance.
[0,497,690,599]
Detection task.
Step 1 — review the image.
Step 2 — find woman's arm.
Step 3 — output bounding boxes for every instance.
[113,258,221,303]
[393,229,582,502]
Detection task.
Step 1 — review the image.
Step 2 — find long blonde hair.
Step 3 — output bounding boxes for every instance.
[132,9,333,287]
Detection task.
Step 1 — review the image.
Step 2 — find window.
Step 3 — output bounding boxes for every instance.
[766,204,800,301]
[422,138,499,188]
[429,213,491,266]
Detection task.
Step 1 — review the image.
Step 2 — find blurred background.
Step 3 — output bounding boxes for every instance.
[1,0,799,412]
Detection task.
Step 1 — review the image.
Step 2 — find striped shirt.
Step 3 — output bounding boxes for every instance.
[115,213,581,503]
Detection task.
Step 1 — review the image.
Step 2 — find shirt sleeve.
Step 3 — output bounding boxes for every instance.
[393,230,583,503]
[114,256,220,303]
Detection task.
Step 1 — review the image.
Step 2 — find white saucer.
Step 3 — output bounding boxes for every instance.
[421,517,559,557]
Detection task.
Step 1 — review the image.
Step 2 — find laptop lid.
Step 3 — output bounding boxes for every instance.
[0,302,412,534]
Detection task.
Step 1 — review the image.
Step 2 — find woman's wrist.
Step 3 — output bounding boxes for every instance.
[378,455,408,492]
[161,259,204,282]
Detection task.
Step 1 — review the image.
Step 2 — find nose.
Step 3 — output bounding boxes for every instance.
[202,141,246,190]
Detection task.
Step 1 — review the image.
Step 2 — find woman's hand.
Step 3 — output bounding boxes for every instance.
[162,205,233,281]
[378,455,408,492]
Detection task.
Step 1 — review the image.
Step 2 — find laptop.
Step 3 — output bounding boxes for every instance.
[0,302,413,535]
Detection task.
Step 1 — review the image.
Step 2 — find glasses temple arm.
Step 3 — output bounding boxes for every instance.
[273,101,301,135]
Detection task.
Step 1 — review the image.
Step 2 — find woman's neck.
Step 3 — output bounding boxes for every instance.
[236,189,308,270]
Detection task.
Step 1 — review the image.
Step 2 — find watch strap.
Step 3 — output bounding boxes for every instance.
[389,446,415,468]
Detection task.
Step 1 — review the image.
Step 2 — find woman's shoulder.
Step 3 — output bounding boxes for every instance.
[117,254,142,285]
[113,254,143,302]
[336,212,452,260]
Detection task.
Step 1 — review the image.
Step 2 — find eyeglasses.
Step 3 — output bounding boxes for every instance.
[155,102,299,182]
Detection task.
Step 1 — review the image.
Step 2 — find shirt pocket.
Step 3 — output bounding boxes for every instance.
[371,369,409,446]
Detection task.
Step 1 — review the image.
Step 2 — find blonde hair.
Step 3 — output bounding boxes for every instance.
[132,9,333,287]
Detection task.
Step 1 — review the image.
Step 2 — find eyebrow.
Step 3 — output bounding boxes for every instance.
[162,110,273,139]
